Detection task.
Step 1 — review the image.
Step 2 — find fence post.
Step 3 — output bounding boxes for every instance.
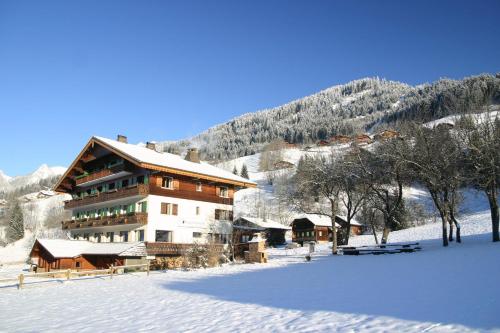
[146,261,150,276]
[18,274,24,290]
[110,265,114,279]
[66,269,71,280]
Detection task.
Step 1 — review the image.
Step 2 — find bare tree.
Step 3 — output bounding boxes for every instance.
[354,141,407,244]
[457,110,500,242]
[402,124,464,246]
[288,155,343,254]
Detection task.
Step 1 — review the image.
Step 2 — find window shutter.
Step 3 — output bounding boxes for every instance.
[173,179,179,190]
[173,204,178,216]
[161,203,167,214]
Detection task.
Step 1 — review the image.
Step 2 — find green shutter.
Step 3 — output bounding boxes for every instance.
[141,202,148,213]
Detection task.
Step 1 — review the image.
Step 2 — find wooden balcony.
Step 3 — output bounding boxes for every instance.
[149,186,234,205]
[146,242,225,256]
[64,184,149,209]
[62,212,148,230]
[75,164,128,186]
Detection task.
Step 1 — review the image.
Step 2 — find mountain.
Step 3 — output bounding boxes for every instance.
[158,73,500,162]
[0,165,67,197]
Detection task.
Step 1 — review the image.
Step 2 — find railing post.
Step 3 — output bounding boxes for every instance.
[18,274,24,290]
[66,269,71,280]
[146,261,150,276]
[110,265,114,279]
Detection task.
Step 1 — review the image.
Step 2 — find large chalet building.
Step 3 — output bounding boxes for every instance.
[53,135,255,252]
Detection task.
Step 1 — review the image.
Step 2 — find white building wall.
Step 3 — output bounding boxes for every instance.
[146,194,233,243]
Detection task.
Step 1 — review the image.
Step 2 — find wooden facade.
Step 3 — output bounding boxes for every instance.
[291,216,363,245]
[30,240,125,272]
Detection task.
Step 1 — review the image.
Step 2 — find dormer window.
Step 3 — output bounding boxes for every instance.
[162,176,173,189]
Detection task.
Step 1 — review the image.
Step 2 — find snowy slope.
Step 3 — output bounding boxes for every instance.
[0,207,498,332]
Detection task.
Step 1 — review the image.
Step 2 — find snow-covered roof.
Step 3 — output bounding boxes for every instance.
[93,136,256,186]
[35,239,146,258]
[236,216,291,230]
[295,214,341,228]
[36,239,90,258]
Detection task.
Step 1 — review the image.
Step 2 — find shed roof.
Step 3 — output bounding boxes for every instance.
[35,239,146,258]
[235,217,291,230]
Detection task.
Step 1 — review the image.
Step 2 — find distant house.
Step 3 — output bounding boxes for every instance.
[291,214,362,245]
[29,239,146,272]
[373,129,399,141]
[329,135,351,144]
[273,160,295,170]
[318,140,330,146]
[233,216,291,246]
[36,190,57,199]
[353,134,373,145]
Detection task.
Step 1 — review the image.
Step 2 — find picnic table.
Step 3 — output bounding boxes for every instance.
[338,242,421,255]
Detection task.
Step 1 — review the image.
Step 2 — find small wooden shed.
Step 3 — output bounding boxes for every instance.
[30,239,146,272]
[233,216,291,246]
[291,214,363,245]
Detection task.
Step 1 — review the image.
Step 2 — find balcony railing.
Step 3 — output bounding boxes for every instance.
[146,242,225,256]
[62,212,148,230]
[75,163,128,185]
[64,184,149,209]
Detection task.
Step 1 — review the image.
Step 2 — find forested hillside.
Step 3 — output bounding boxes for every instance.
[160,73,500,162]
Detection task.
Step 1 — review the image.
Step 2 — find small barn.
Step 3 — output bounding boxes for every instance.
[329,135,351,144]
[273,160,295,170]
[353,134,373,145]
[30,239,146,272]
[233,217,291,246]
[373,129,399,141]
[291,214,363,245]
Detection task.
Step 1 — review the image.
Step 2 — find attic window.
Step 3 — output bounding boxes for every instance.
[196,182,202,192]
[162,176,173,189]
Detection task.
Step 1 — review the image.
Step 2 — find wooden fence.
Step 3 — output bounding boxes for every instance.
[0,263,150,290]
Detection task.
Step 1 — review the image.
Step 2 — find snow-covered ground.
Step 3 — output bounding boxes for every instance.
[0,207,498,332]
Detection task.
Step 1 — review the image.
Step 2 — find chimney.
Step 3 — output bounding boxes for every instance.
[117,135,128,143]
[185,148,200,163]
[146,141,156,151]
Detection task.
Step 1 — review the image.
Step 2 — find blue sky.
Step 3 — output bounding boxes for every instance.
[0,0,499,176]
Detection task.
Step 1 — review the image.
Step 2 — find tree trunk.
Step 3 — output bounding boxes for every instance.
[448,221,454,242]
[449,206,461,243]
[331,221,338,255]
[430,191,449,247]
[371,222,379,244]
[486,186,499,242]
[381,227,390,244]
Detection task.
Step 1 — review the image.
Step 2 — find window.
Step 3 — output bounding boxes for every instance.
[155,230,172,242]
[219,186,229,198]
[137,175,145,184]
[122,179,129,188]
[136,230,145,242]
[120,231,129,242]
[138,201,148,213]
[193,232,202,238]
[75,262,81,269]
[107,232,114,243]
[241,235,250,243]
[108,182,116,191]
[215,209,233,221]
[196,206,200,215]
[196,182,202,192]
[162,176,173,189]
[319,231,323,237]
[161,203,178,215]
